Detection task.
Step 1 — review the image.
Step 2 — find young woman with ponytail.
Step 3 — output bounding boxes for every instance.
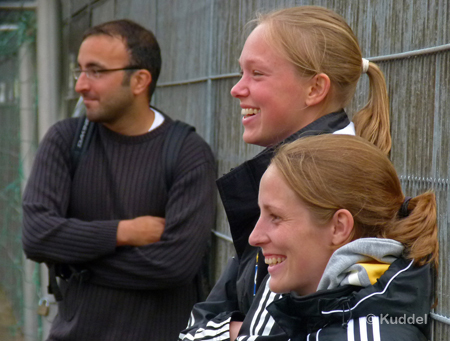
[180,6,394,341]
[246,134,437,340]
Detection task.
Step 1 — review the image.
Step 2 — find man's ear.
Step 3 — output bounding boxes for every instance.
[330,209,354,247]
[305,73,331,107]
[131,69,152,96]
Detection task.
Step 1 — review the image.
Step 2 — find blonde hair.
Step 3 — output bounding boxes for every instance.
[272,135,438,267]
[255,6,391,154]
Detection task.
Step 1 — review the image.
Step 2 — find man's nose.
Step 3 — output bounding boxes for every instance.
[74,72,90,93]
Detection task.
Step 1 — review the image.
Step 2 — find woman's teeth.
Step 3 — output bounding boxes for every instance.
[265,257,286,265]
[241,108,260,118]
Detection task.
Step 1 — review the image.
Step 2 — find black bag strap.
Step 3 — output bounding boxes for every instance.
[47,263,63,301]
[48,116,97,302]
[161,120,210,301]
[70,116,96,177]
[48,116,96,301]
[161,120,195,191]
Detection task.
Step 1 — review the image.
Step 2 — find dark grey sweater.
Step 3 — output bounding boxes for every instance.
[22,115,216,340]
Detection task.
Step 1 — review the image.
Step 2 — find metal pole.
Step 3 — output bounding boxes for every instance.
[20,40,39,341]
[204,0,214,146]
[37,0,61,338]
[37,0,61,137]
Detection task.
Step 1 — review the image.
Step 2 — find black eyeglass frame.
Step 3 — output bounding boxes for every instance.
[72,66,143,80]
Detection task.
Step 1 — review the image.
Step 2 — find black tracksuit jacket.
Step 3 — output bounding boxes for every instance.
[231,258,432,340]
[180,110,354,340]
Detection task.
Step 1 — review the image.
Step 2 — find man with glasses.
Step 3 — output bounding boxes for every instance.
[22,19,216,340]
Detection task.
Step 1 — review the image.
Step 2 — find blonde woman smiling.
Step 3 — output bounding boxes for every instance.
[245,134,437,341]
[181,6,392,341]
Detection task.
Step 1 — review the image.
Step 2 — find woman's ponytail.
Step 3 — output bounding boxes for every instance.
[383,191,438,267]
[353,61,392,155]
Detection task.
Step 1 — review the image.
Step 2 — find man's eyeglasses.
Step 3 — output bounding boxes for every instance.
[72,67,142,80]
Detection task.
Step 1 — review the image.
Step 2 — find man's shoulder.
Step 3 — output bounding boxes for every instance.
[41,117,81,146]
[48,116,81,135]
[129,106,215,169]
[157,120,215,180]
[159,115,214,161]
[178,128,214,165]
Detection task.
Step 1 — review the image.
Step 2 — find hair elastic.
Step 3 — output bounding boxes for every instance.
[399,196,412,218]
[362,58,370,74]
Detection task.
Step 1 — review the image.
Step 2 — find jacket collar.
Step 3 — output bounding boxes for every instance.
[216,110,350,258]
[267,258,433,338]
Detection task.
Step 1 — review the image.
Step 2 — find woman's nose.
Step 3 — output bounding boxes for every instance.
[249,217,268,247]
[230,77,249,98]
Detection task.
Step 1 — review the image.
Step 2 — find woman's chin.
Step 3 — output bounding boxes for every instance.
[268,280,289,294]
[268,274,291,294]
[242,132,268,147]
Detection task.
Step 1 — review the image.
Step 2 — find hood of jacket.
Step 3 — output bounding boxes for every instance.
[317,238,405,290]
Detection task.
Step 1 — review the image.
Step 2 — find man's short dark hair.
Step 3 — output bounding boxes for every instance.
[82,19,161,101]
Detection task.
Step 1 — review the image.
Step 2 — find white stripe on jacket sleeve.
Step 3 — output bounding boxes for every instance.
[359,316,368,341]
[372,316,381,341]
[347,319,355,341]
[180,317,232,340]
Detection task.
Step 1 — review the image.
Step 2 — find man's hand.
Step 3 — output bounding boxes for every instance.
[116,216,165,246]
[229,321,243,341]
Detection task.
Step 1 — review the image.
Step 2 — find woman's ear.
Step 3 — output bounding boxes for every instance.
[330,209,354,247]
[305,73,331,107]
[131,69,152,96]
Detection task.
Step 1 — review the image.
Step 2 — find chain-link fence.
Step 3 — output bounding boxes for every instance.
[0,7,37,341]
[1,1,450,340]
